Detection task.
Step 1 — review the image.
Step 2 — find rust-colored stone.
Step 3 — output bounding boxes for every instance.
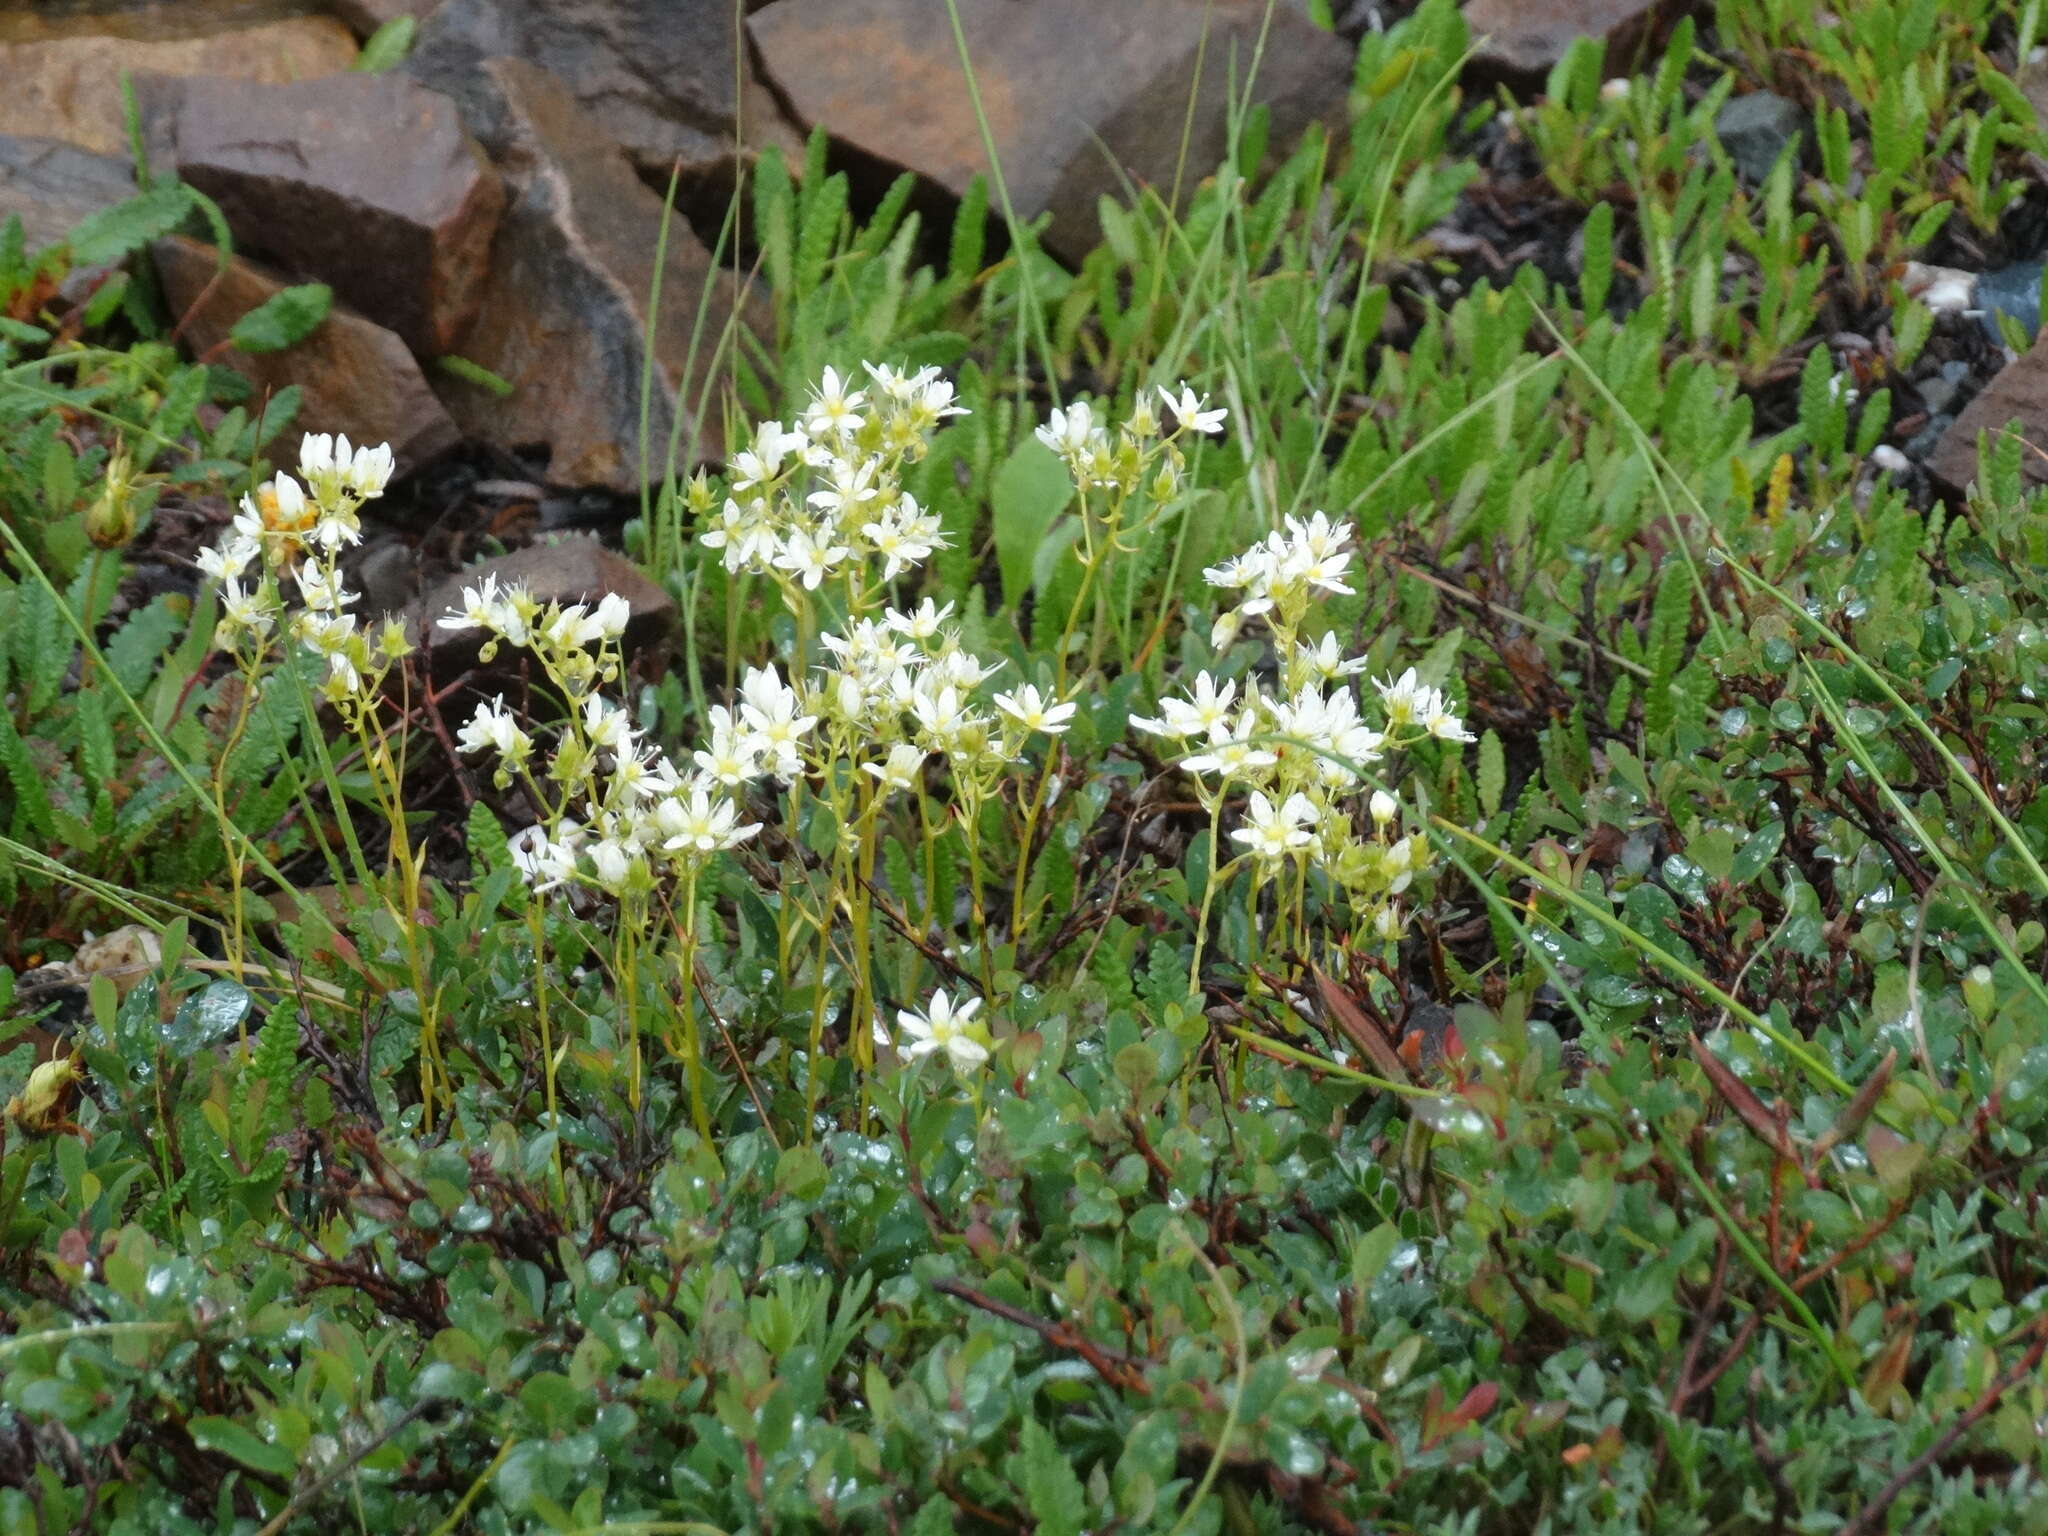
[0,17,355,158]
[153,233,461,476]
[148,72,504,357]
[1928,331,2048,497]
[429,57,760,490]
[748,0,1352,264]
[1461,0,1675,89]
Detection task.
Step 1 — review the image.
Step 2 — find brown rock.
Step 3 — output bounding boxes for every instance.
[415,537,675,665]
[1928,334,2048,497]
[430,57,758,490]
[0,16,356,158]
[147,72,503,356]
[153,233,460,474]
[0,134,136,253]
[748,0,1351,263]
[1461,0,1673,87]
[318,0,442,38]
[402,0,788,187]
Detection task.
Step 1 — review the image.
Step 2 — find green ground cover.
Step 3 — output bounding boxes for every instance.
[5,1,2048,1530]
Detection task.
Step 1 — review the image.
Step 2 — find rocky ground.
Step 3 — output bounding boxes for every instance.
[4,0,2047,612]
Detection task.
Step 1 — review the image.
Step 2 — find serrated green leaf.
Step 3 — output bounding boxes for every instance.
[229,283,331,354]
[66,185,190,266]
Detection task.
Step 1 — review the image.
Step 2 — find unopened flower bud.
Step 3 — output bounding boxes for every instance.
[85,443,138,549]
[685,469,716,515]
[1370,789,1398,826]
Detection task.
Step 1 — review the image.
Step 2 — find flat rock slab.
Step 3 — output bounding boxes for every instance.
[0,134,137,253]
[145,72,504,357]
[1928,333,2048,497]
[153,233,461,475]
[402,0,780,186]
[749,0,1351,263]
[1462,0,1672,87]
[429,57,759,490]
[0,17,356,158]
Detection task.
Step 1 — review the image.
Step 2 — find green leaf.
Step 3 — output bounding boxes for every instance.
[466,798,513,881]
[948,174,989,285]
[66,185,189,267]
[352,14,416,72]
[228,283,331,354]
[1008,1418,1086,1536]
[187,1414,296,1478]
[437,353,515,397]
[991,439,1072,609]
[1581,201,1614,317]
[1477,728,1505,818]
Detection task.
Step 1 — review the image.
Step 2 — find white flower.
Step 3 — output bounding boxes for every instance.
[861,505,939,580]
[438,574,501,633]
[268,473,308,528]
[592,591,632,641]
[582,697,634,752]
[1295,633,1370,682]
[994,684,1077,736]
[1426,703,1475,743]
[217,576,275,638]
[656,787,760,856]
[343,440,394,499]
[692,707,762,787]
[884,598,954,642]
[730,420,804,491]
[894,989,989,1072]
[773,527,850,589]
[587,838,635,893]
[293,563,356,614]
[803,365,867,439]
[1370,789,1399,826]
[1375,667,1469,742]
[739,666,816,778]
[1159,383,1227,436]
[197,539,256,585]
[1034,401,1100,458]
[507,824,581,890]
[457,695,529,759]
[1231,791,1318,863]
[1179,708,1279,779]
[927,646,1000,691]
[1132,672,1236,739]
[862,742,927,793]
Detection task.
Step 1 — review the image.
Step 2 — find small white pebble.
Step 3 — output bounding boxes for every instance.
[1901,261,1976,313]
[1869,444,1910,473]
[1600,78,1632,102]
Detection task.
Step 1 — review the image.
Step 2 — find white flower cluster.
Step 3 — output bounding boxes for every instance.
[701,363,966,590]
[1033,382,1227,497]
[799,598,1077,815]
[698,365,1081,829]
[1202,510,1357,651]
[437,577,773,899]
[1136,514,1473,942]
[201,433,403,705]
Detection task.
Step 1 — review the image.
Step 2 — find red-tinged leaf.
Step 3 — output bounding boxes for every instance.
[1447,1381,1500,1428]
[1313,967,1413,1085]
[1439,1020,1465,1063]
[1690,1032,1799,1162]
[1814,1048,1895,1155]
